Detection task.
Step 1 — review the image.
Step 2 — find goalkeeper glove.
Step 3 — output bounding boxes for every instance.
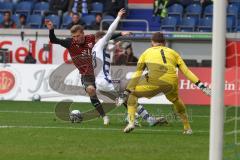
[196,81,211,96]
[116,90,131,107]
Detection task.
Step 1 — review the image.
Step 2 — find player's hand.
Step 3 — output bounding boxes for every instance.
[115,97,125,107]
[117,8,126,18]
[45,19,54,30]
[116,90,130,107]
[121,31,133,37]
[197,82,211,96]
[201,87,211,96]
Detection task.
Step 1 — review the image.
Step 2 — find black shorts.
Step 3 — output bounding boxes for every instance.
[81,75,96,89]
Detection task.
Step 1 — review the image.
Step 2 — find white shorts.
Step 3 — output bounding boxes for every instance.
[96,77,115,92]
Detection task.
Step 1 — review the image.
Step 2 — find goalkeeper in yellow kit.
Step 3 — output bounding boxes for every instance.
[117,32,211,134]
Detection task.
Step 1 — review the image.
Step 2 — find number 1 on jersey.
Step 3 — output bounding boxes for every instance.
[161,49,167,64]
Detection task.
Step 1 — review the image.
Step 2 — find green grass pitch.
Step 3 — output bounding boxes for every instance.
[0,101,239,160]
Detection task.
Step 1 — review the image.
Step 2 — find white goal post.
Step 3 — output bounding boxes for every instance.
[209,1,227,160]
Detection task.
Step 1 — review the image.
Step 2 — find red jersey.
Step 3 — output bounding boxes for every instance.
[49,29,95,75]
[68,35,95,75]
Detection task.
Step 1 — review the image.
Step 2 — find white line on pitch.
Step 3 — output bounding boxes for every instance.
[0,110,54,114]
[0,125,209,133]
[0,110,210,118]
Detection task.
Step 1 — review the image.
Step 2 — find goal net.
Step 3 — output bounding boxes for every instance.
[223,38,240,159]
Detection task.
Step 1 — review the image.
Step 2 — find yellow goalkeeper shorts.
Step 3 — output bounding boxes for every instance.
[132,76,179,102]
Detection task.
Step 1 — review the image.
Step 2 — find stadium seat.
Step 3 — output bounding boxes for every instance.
[150,16,161,31]
[168,3,183,24]
[184,59,199,67]
[28,14,42,28]
[45,14,60,29]
[160,16,177,31]
[203,4,213,18]
[186,15,199,26]
[15,1,33,16]
[102,15,115,25]
[236,25,240,32]
[227,16,234,32]
[185,3,202,23]
[91,2,103,13]
[230,1,240,7]
[0,14,3,23]
[179,16,196,32]
[198,17,212,32]
[61,14,72,29]
[0,2,14,13]
[82,15,95,26]
[229,0,240,2]
[227,4,238,28]
[33,2,49,15]
[201,59,211,67]
[125,9,154,31]
[11,14,20,26]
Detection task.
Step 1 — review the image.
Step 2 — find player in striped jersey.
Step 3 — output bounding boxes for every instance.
[92,8,167,126]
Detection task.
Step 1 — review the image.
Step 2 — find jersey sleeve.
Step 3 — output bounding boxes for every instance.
[126,52,146,91]
[49,29,71,48]
[176,52,199,84]
[111,33,122,40]
[97,16,121,48]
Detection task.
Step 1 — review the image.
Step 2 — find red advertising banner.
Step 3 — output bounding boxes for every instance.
[179,67,240,106]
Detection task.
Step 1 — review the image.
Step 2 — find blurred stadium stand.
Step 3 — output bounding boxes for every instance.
[160,16,177,32]
[0,0,237,32]
[198,17,212,32]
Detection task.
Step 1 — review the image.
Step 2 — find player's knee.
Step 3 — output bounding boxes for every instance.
[86,86,96,96]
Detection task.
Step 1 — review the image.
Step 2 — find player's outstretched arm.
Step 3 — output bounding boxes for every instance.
[111,31,132,41]
[45,19,71,48]
[177,55,211,96]
[100,8,126,45]
[120,31,132,36]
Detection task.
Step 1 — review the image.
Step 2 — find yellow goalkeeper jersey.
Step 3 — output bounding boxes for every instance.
[127,45,199,91]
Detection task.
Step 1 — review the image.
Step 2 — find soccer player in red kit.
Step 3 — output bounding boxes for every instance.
[45,20,109,125]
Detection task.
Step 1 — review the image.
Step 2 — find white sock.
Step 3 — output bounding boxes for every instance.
[137,104,150,120]
[137,104,157,124]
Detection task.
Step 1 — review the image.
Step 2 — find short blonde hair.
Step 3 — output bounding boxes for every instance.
[70,25,84,34]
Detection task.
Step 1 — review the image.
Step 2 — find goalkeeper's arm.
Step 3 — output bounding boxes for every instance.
[177,56,211,96]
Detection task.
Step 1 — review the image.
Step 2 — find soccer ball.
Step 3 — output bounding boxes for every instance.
[32,94,41,101]
[69,110,83,123]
